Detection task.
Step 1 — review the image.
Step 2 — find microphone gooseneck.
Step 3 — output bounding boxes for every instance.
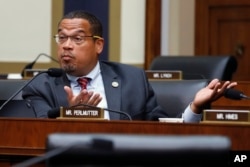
[48,104,133,121]
[13,137,113,167]
[21,53,59,77]
[73,103,132,121]
[0,68,63,111]
[224,88,250,100]
[12,141,92,167]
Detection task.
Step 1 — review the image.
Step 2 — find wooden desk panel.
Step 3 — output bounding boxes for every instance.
[0,118,249,166]
[0,118,249,155]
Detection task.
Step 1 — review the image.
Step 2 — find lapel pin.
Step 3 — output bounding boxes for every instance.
[112,81,119,88]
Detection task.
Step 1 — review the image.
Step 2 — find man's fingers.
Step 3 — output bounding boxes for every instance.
[78,91,102,106]
[206,78,219,89]
[89,94,102,106]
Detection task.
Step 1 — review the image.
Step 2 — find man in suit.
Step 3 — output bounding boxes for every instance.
[22,10,237,121]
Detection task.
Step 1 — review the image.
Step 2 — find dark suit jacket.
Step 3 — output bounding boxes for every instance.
[22,61,168,120]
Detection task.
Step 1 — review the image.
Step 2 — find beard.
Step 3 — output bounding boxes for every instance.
[61,63,77,74]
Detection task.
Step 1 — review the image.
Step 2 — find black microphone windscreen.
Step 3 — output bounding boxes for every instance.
[47,68,63,77]
[48,108,60,118]
[224,89,243,100]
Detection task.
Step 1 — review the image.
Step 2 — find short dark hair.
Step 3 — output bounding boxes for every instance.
[58,10,103,37]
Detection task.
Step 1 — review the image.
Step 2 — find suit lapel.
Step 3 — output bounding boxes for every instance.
[54,74,70,107]
[100,63,121,120]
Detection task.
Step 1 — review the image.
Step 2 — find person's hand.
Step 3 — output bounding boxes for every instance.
[191,79,237,114]
[64,86,102,107]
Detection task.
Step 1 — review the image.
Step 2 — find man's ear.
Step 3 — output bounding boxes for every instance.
[95,39,104,54]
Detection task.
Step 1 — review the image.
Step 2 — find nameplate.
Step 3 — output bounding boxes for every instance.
[59,106,104,119]
[24,69,47,79]
[146,70,182,80]
[203,109,250,123]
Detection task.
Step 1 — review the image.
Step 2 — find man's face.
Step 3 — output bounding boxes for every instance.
[56,18,103,76]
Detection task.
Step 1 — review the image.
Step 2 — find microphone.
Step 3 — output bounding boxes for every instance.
[0,68,63,111]
[12,137,112,167]
[12,143,77,167]
[47,108,60,118]
[48,104,132,121]
[21,53,59,77]
[224,88,250,100]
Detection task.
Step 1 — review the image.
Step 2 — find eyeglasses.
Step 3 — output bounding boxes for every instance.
[53,34,102,44]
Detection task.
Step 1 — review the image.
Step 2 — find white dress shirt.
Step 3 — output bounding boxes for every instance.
[183,104,203,123]
[66,62,110,120]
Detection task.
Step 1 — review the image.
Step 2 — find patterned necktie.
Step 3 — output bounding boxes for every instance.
[77,77,90,90]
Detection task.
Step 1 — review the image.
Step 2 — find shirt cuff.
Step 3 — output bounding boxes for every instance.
[183,104,203,123]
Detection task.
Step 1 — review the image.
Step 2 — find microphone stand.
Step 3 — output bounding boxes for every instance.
[0,76,37,111]
[0,68,63,111]
[12,142,91,167]
[21,53,59,77]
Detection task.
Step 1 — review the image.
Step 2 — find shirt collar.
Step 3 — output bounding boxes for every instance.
[66,61,101,83]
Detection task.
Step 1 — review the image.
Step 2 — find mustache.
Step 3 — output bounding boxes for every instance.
[61,53,74,58]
